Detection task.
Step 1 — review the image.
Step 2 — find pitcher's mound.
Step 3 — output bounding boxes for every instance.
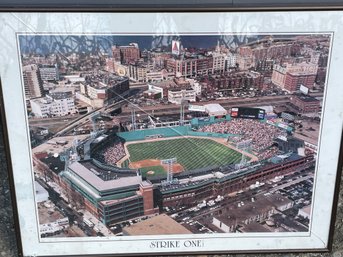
[147,171,155,175]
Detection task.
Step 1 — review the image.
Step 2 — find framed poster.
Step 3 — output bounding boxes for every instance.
[0,10,342,257]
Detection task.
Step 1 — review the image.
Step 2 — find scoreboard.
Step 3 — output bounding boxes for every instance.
[231,107,265,120]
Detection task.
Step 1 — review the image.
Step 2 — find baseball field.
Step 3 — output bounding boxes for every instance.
[126,137,243,171]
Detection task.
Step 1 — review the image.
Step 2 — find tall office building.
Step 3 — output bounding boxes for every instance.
[271,62,318,92]
[111,43,140,65]
[22,64,44,99]
[38,64,59,81]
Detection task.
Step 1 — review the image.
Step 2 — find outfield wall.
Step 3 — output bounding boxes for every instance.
[117,126,189,141]
[187,131,231,139]
[117,125,236,141]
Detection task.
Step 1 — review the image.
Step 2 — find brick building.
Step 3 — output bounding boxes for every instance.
[290,94,321,113]
[111,43,140,65]
[165,56,213,77]
[252,42,301,60]
[272,62,318,92]
[207,71,264,96]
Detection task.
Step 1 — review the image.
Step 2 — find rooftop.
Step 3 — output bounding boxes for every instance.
[39,64,57,68]
[266,193,293,209]
[32,135,89,155]
[204,103,226,113]
[215,193,293,226]
[295,94,319,102]
[169,87,194,92]
[81,159,137,179]
[272,213,308,232]
[152,80,177,89]
[39,154,65,175]
[86,82,108,90]
[239,222,272,233]
[68,161,142,192]
[144,89,161,95]
[84,74,128,88]
[299,205,311,215]
[49,91,73,100]
[122,214,192,235]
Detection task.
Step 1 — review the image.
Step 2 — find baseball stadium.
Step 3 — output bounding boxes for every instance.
[90,113,289,179]
[49,107,315,226]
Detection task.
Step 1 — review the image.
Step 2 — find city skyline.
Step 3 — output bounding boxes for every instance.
[18,34,314,55]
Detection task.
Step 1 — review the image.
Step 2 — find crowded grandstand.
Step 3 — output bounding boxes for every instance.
[198,119,287,153]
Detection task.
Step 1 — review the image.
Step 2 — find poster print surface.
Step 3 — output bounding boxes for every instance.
[19,33,330,239]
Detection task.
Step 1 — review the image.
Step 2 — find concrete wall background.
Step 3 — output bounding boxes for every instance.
[0,118,342,257]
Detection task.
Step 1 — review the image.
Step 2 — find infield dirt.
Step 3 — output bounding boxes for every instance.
[129,159,184,173]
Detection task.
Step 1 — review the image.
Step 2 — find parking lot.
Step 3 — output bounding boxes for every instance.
[160,168,315,234]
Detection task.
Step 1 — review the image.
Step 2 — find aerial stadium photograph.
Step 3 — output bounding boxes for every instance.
[19,33,330,238]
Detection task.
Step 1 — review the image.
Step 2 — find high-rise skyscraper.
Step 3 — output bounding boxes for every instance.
[22,64,44,99]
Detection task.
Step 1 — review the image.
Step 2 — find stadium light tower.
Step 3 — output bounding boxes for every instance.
[180,98,188,126]
[72,138,79,159]
[161,158,177,184]
[236,139,252,169]
[89,111,100,137]
[131,106,136,131]
[148,115,156,128]
[180,102,184,126]
[130,103,143,131]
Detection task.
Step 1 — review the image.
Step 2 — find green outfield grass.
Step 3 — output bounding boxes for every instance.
[127,137,244,171]
[139,166,166,177]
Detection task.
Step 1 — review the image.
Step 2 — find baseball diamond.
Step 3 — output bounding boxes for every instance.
[139,166,166,176]
[126,137,244,171]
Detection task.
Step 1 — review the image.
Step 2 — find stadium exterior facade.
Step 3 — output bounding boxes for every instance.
[154,155,314,207]
[60,159,158,225]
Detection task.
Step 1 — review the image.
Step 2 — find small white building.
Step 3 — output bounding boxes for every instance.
[212,216,236,233]
[144,84,164,99]
[146,70,164,82]
[168,88,196,104]
[30,91,77,118]
[186,78,202,96]
[63,74,85,83]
